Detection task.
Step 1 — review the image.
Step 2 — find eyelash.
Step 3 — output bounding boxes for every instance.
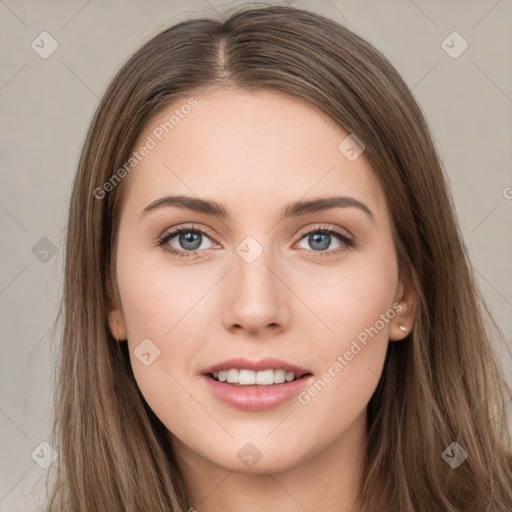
[156,224,356,260]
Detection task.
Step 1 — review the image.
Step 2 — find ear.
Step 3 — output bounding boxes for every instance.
[106,280,128,342]
[389,267,417,342]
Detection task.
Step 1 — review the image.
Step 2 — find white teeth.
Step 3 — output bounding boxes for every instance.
[211,369,301,385]
[258,369,280,385]
[272,369,286,384]
[227,369,239,383]
[239,369,256,385]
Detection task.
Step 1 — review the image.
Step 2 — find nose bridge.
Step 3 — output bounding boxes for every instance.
[234,238,278,305]
[223,235,288,333]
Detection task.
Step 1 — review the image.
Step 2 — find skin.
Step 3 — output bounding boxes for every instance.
[108,88,417,512]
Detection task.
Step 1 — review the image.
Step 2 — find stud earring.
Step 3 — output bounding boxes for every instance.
[399,323,407,332]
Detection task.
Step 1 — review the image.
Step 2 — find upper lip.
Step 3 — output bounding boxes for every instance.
[201,357,312,377]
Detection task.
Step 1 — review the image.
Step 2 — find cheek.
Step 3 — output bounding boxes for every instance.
[294,244,398,348]
[293,245,397,409]
[116,244,209,340]
[116,252,204,428]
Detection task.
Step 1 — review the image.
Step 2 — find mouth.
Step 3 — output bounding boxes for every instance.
[206,369,312,387]
[202,357,312,381]
[200,365,315,411]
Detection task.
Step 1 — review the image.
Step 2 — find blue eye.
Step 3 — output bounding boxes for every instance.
[157,224,356,259]
[157,226,214,259]
[296,227,356,256]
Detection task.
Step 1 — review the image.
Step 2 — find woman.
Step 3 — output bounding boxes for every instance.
[46,5,512,511]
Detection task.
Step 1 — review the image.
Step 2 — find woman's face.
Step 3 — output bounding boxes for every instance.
[108,88,415,474]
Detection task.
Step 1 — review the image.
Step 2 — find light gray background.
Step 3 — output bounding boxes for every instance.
[1,0,511,510]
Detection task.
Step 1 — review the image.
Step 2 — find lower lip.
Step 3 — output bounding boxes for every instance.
[201,374,313,411]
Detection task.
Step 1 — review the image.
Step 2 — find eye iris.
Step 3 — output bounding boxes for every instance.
[179,231,201,250]
[309,232,330,251]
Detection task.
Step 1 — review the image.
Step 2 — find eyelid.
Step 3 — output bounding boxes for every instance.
[295,223,353,242]
[159,223,215,240]
[156,222,356,258]
[293,223,356,254]
[154,223,220,260]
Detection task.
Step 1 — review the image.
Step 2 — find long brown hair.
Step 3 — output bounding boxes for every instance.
[47,5,512,511]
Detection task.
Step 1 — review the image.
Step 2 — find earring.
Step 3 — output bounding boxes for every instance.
[399,323,407,332]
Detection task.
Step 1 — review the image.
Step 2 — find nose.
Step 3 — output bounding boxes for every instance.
[222,246,290,337]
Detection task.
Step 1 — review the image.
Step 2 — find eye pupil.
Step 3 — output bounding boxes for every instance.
[179,231,201,250]
[309,232,330,251]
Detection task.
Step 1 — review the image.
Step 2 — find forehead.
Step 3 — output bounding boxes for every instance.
[122,88,387,222]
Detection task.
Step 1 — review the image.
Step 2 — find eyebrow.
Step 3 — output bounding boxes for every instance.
[140,194,375,223]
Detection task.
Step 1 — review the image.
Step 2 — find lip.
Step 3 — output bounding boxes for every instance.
[201,357,311,377]
[201,373,314,411]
